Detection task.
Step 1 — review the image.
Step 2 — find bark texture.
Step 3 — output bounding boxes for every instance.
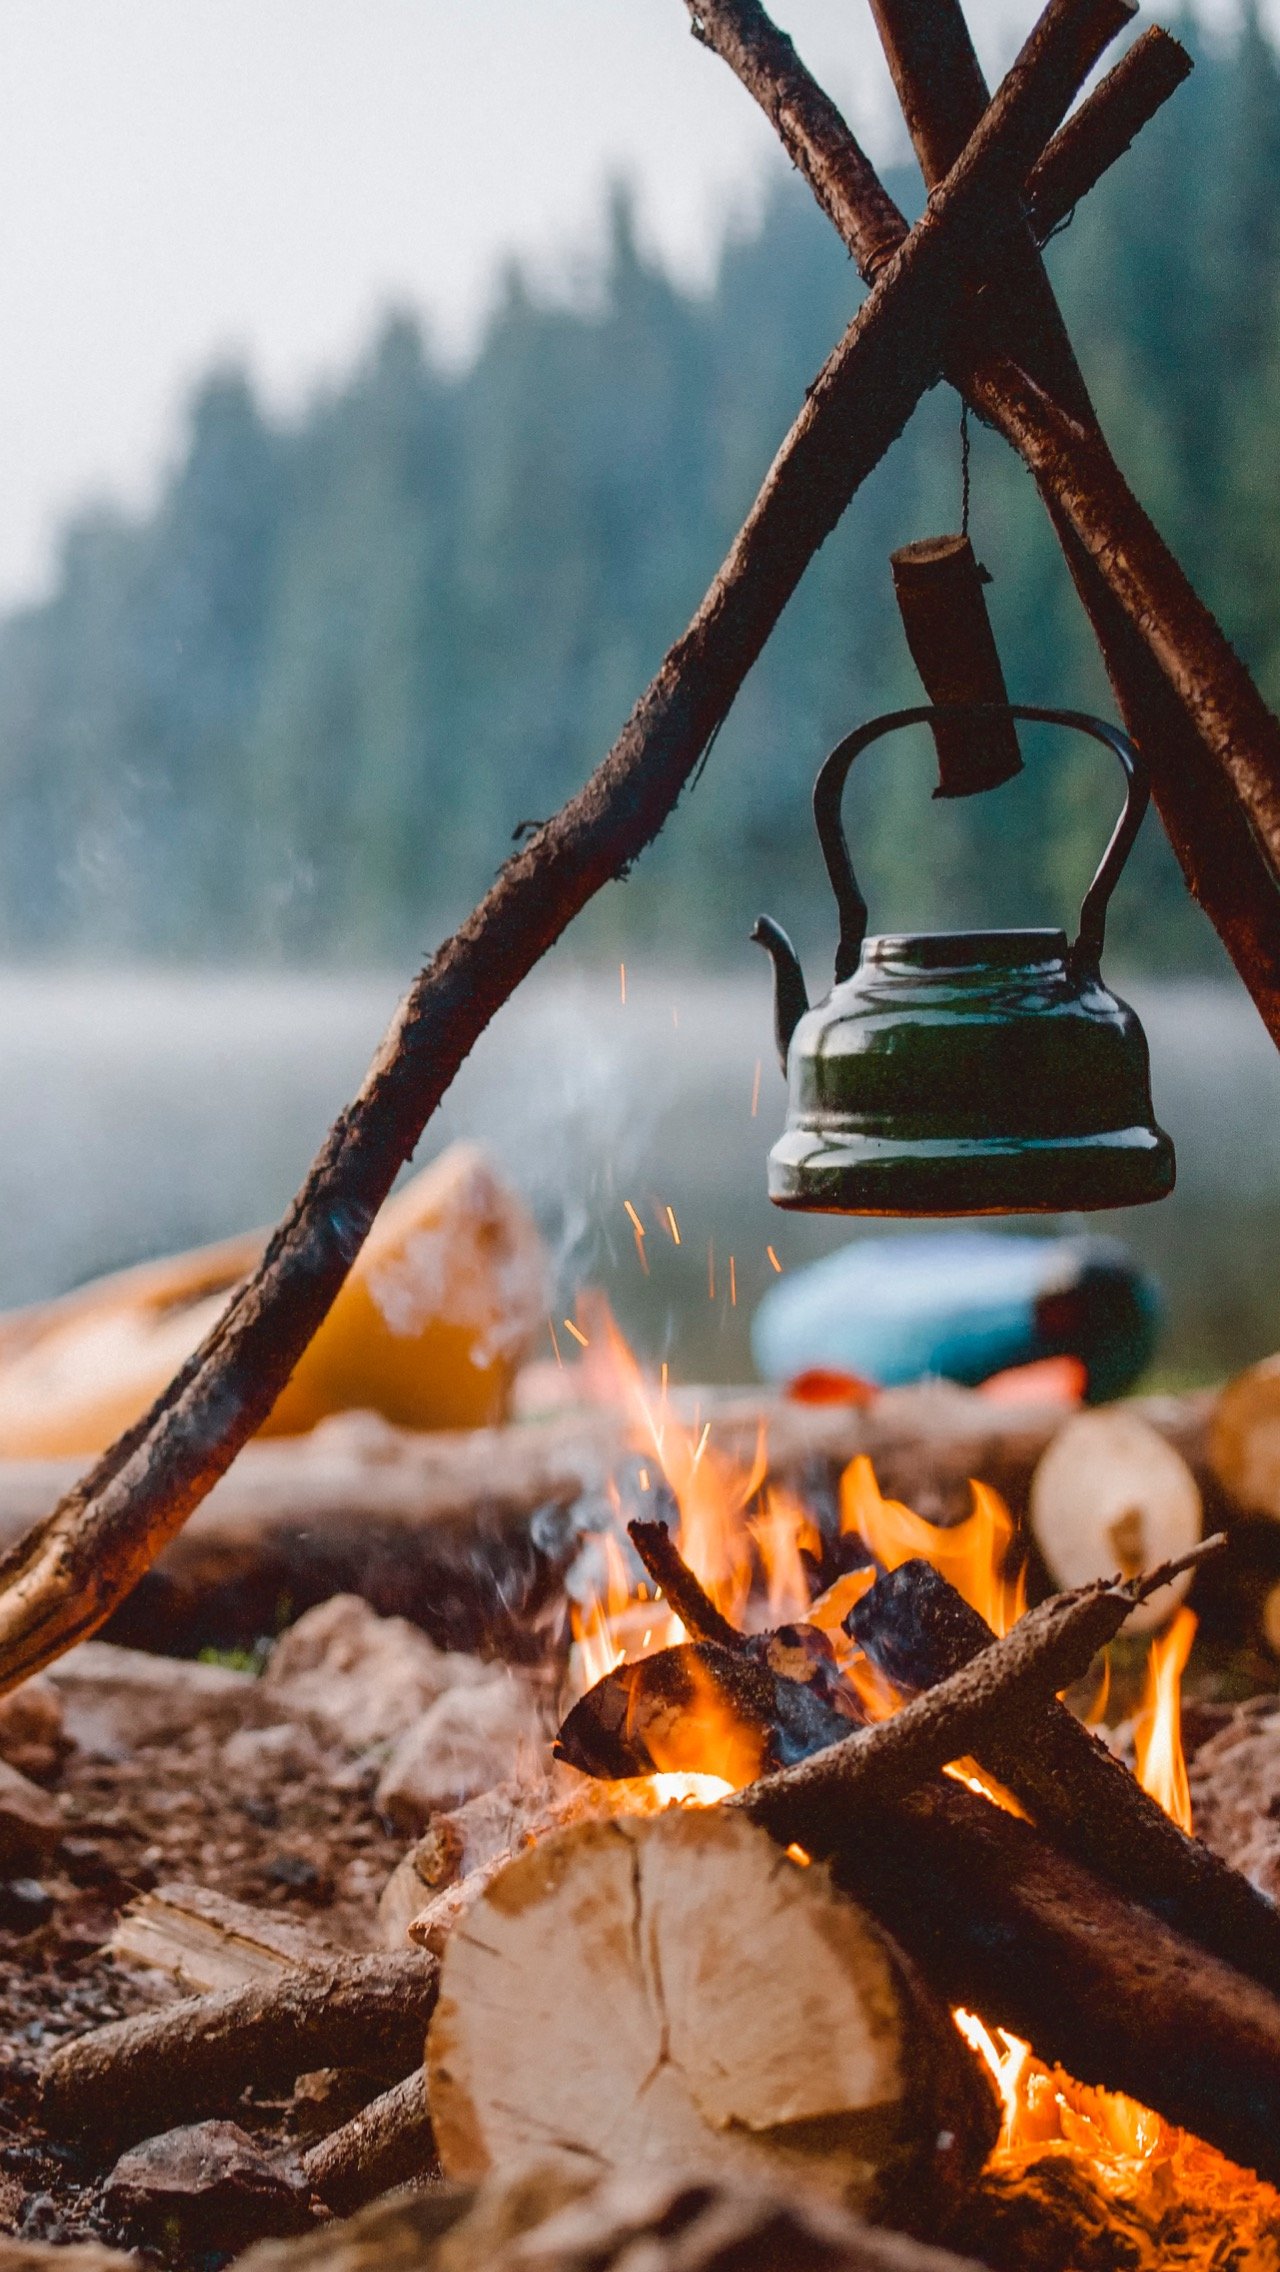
[40,1952,439,2150]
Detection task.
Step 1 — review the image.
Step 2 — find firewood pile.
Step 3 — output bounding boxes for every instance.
[5,1348,1280,2272]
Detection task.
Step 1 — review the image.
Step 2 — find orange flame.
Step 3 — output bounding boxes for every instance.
[1134,1605,1196,1835]
[840,1456,1026,1636]
[748,1486,821,1626]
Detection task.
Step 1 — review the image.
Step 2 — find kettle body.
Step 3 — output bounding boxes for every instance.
[756,707,1175,1217]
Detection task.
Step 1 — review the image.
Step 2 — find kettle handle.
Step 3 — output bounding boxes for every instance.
[813,704,1148,984]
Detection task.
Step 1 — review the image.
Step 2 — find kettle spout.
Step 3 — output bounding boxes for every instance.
[752,916,809,1072]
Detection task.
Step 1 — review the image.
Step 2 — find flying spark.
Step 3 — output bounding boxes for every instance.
[563,1317,589,1349]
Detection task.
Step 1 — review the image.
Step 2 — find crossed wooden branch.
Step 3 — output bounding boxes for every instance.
[0,0,1275,1692]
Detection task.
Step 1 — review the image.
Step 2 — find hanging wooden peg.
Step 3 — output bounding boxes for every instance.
[890,533,1023,796]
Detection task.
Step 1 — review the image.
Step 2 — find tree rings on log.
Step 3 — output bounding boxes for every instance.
[1029,1407,1201,1631]
[427,1805,997,2226]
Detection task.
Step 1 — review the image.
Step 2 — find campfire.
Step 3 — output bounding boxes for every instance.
[19,1319,1280,2272]
[542,1318,1278,2248]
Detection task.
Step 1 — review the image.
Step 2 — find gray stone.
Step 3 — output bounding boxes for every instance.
[102,2121,313,2252]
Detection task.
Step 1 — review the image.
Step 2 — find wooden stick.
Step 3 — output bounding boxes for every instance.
[0,0,1133,1699]
[852,1556,1280,2002]
[40,1951,438,2150]
[735,1549,1218,1846]
[1025,26,1194,225]
[687,0,1280,1040]
[301,2070,434,2213]
[825,1778,1280,2187]
[627,1519,747,1651]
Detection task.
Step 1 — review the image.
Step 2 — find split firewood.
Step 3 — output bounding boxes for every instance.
[378,1771,641,1950]
[1028,1406,1202,1630]
[40,1950,438,2150]
[108,1882,335,1996]
[818,1778,1280,2187]
[849,1558,1280,2003]
[299,2069,434,2213]
[427,1806,997,2223]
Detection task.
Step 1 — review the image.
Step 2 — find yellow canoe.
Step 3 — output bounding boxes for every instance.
[0,1142,548,1458]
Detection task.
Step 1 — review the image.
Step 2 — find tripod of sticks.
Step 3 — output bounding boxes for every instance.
[0,0,1275,1692]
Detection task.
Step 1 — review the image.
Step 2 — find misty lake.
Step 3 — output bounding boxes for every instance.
[0,963,1276,1390]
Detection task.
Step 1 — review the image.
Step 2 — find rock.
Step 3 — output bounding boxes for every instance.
[102,2121,313,2252]
[45,1641,257,1758]
[265,1595,487,1752]
[1187,1696,1280,1902]
[222,1722,323,1779]
[0,1676,66,1784]
[0,1758,60,1875]
[375,1674,549,1831]
[0,1877,54,1931]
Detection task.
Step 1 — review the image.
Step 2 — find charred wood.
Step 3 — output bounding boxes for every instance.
[850,1558,1280,2000]
[627,1518,746,1651]
[821,1780,1280,2187]
[735,1549,1218,1848]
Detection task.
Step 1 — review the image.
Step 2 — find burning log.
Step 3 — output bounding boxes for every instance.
[555,1628,863,1782]
[848,1558,1280,2002]
[40,1950,438,2151]
[819,1780,1280,2188]
[627,1516,747,1651]
[426,1805,998,2223]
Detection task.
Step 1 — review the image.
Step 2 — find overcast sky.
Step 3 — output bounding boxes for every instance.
[0,0,1212,605]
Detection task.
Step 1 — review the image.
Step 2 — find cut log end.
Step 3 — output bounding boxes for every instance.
[427,1804,996,2230]
[1029,1407,1201,1632]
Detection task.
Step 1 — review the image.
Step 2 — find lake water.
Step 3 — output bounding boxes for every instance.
[0,963,1275,1388]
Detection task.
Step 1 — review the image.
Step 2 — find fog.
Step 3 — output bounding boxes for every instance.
[0,965,1275,1389]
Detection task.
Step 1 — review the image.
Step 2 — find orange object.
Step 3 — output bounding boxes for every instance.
[784,1367,879,1408]
[976,1354,1087,1407]
[0,1143,547,1457]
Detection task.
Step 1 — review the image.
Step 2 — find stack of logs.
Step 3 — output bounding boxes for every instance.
[33,1521,1280,2271]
